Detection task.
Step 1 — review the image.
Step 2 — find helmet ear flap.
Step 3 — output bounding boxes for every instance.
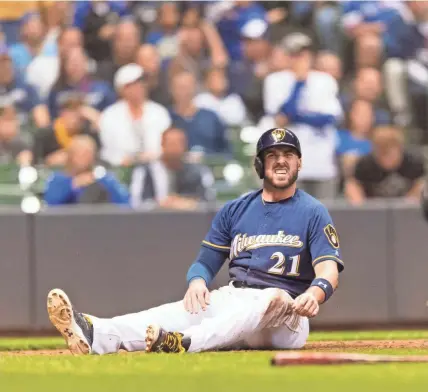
[254,156,264,179]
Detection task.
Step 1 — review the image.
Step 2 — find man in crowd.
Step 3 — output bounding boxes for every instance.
[130,126,215,210]
[266,33,342,200]
[169,71,231,157]
[345,126,425,204]
[343,67,391,126]
[72,0,131,62]
[99,63,171,167]
[96,18,141,84]
[383,1,428,140]
[44,135,129,206]
[228,18,271,124]
[135,44,171,107]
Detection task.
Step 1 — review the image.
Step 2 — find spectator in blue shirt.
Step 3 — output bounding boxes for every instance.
[44,134,129,206]
[8,12,55,76]
[72,0,130,62]
[169,71,231,158]
[337,99,374,179]
[0,43,50,129]
[145,2,180,62]
[342,0,402,36]
[215,1,266,61]
[47,46,116,120]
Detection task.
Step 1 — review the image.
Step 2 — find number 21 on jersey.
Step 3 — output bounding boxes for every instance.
[268,252,300,276]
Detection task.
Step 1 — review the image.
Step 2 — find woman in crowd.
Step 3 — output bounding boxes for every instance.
[47,46,116,120]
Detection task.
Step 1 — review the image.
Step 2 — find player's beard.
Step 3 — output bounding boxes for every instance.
[264,165,299,191]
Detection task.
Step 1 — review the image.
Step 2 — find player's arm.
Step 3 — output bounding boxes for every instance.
[293,205,344,318]
[183,202,232,314]
[293,260,339,318]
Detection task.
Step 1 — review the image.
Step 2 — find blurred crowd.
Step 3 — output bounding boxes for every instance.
[0,0,427,209]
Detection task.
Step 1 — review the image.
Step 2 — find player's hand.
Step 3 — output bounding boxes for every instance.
[292,292,319,318]
[183,278,210,314]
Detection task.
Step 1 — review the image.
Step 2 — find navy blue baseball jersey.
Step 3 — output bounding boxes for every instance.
[201,189,344,298]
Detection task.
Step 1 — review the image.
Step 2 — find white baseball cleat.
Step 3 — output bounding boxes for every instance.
[47,288,93,355]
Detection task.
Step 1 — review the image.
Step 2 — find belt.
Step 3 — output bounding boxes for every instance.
[231,281,267,290]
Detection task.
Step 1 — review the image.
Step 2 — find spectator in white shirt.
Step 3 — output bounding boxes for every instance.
[194,67,247,127]
[99,63,171,167]
[264,33,342,200]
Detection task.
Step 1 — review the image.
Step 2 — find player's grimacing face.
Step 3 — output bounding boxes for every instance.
[263,147,300,189]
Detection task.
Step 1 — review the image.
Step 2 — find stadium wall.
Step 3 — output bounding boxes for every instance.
[1,202,428,331]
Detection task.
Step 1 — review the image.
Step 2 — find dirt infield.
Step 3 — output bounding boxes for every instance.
[305,339,428,350]
[2,340,428,356]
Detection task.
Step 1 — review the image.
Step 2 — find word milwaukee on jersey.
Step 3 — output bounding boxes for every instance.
[230,231,303,259]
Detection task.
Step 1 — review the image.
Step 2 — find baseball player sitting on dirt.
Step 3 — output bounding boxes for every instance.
[47,127,344,355]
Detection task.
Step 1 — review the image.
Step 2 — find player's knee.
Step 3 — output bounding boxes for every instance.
[288,338,307,350]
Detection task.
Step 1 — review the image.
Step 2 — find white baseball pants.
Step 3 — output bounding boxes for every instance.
[89,284,310,355]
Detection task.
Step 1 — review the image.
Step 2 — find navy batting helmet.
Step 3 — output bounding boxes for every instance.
[254,127,301,179]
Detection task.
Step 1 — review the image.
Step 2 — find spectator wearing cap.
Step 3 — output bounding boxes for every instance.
[213,1,267,61]
[47,46,116,120]
[26,27,84,100]
[194,67,247,127]
[136,44,171,107]
[130,126,215,210]
[33,96,100,167]
[99,63,171,167]
[345,125,425,204]
[44,135,129,206]
[0,43,50,129]
[169,71,231,157]
[0,104,32,166]
[145,2,180,62]
[96,19,141,84]
[167,21,229,92]
[8,12,56,76]
[266,32,342,200]
[228,18,271,123]
[72,0,130,63]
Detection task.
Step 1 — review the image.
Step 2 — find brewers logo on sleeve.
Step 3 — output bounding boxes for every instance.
[324,224,339,248]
